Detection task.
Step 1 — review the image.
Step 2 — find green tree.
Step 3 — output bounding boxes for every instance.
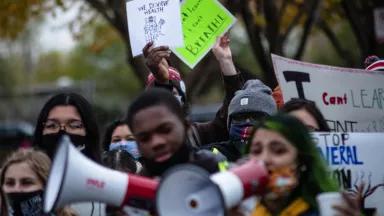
[2,0,383,95]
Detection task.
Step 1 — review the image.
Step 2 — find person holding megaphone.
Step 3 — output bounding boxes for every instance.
[235,114,361,216]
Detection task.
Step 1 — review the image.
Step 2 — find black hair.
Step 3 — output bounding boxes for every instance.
[32,92,101,162]
[126,88,187,132]
[102,119,128,151]
[149,80,189,115]
[280,98,330,132]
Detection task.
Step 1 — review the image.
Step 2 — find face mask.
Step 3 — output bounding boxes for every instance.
[109,140,141,159]
[5,190,53,216]
[174,95,183,105]
[229,122,254,142]
[265,166,298,199]
[40,130,87,158]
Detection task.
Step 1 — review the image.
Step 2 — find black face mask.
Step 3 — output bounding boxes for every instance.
[40,130,87,159]
[5,190,53,216]
[141,144,191,177]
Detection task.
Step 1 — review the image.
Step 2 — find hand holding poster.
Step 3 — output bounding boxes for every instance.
[272,54,384,132]
[172,0,236,68]
[126,0,184,57]
[313,132,384,215]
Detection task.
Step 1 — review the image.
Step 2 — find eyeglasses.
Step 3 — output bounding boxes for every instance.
[43,119,84,133]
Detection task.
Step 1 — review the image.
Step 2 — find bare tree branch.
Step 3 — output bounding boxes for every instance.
[294,0,321,60]
[83,0,115,28]
[239,0,276,87]
[264,1,280,53]
[281,4,305,42]
[341,0,373,62]
[317,19,357,66]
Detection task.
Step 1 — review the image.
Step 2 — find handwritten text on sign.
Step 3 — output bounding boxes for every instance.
[126,0,183,56]
[313,132,384,215]
[171,0,236,68]
[272,54,384,132]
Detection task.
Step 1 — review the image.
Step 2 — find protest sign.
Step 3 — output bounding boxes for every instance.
[272,54,384,132]
[313,132,384,215]
[171,0,236,68]
[126,0,183,57]
[374,8,384,44]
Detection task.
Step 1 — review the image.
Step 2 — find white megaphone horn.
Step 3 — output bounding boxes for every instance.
[44,135,158,213]
[156,159,268,216]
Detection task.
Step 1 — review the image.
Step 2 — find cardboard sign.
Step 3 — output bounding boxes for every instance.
[374,8,384,44]
[126,0,184,57]
[171,0,236,68]
[272,54,384,132]
[313,132,384,215]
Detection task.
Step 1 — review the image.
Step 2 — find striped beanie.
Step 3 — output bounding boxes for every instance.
[364,55,384,71]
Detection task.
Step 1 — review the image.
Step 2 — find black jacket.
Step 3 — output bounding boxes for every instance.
[189,73,244,147]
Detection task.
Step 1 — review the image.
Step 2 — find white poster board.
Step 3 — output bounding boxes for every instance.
[272,54,384,132]
[313,132,384,215]
[126,0,184,56]
[374,8,384,44]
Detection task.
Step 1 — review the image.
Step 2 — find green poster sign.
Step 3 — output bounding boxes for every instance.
[172,0,236,68]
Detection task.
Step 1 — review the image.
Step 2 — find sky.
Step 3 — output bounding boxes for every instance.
[37,3,80,52]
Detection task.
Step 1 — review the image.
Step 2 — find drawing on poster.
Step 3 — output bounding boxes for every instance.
[144,16,166,43]
[347,171,384,213]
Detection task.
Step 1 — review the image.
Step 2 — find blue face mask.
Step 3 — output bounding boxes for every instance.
[109,140,141,159]
[229,122,254,142]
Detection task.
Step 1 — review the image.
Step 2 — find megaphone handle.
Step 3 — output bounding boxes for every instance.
[231,160,269,197]
[123,175,159,204]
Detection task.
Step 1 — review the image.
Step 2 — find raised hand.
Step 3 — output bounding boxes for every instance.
[212,34,236,76]
[212,34,232,61]
[142,42,171,82]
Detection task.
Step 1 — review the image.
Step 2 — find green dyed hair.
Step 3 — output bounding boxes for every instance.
[248,114,338,209]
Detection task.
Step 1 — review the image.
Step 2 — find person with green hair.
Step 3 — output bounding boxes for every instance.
[238,114,360,216]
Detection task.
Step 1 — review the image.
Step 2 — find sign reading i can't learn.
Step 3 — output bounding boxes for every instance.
[272,54,384,132]
[172,0,236,68]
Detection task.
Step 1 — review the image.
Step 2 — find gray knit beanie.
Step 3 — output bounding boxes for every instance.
[228,79,277,127]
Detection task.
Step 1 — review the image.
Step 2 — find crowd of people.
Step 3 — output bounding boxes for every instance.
[0,35,380,216]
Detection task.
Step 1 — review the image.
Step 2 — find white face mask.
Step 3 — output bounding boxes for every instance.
[76,144,85,151]
[174,95,183,105]
[109,140,141,159]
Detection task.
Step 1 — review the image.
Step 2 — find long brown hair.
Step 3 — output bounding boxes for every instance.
[0,149,77,216]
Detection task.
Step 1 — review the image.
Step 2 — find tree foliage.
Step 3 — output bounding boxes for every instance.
[1,0,384,99]
[0,0,57,39]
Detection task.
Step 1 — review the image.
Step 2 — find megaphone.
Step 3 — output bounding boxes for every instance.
[44,135,158,213]
[156,159,268,216]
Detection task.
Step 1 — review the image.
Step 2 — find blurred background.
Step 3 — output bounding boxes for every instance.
[0,0,383,155]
